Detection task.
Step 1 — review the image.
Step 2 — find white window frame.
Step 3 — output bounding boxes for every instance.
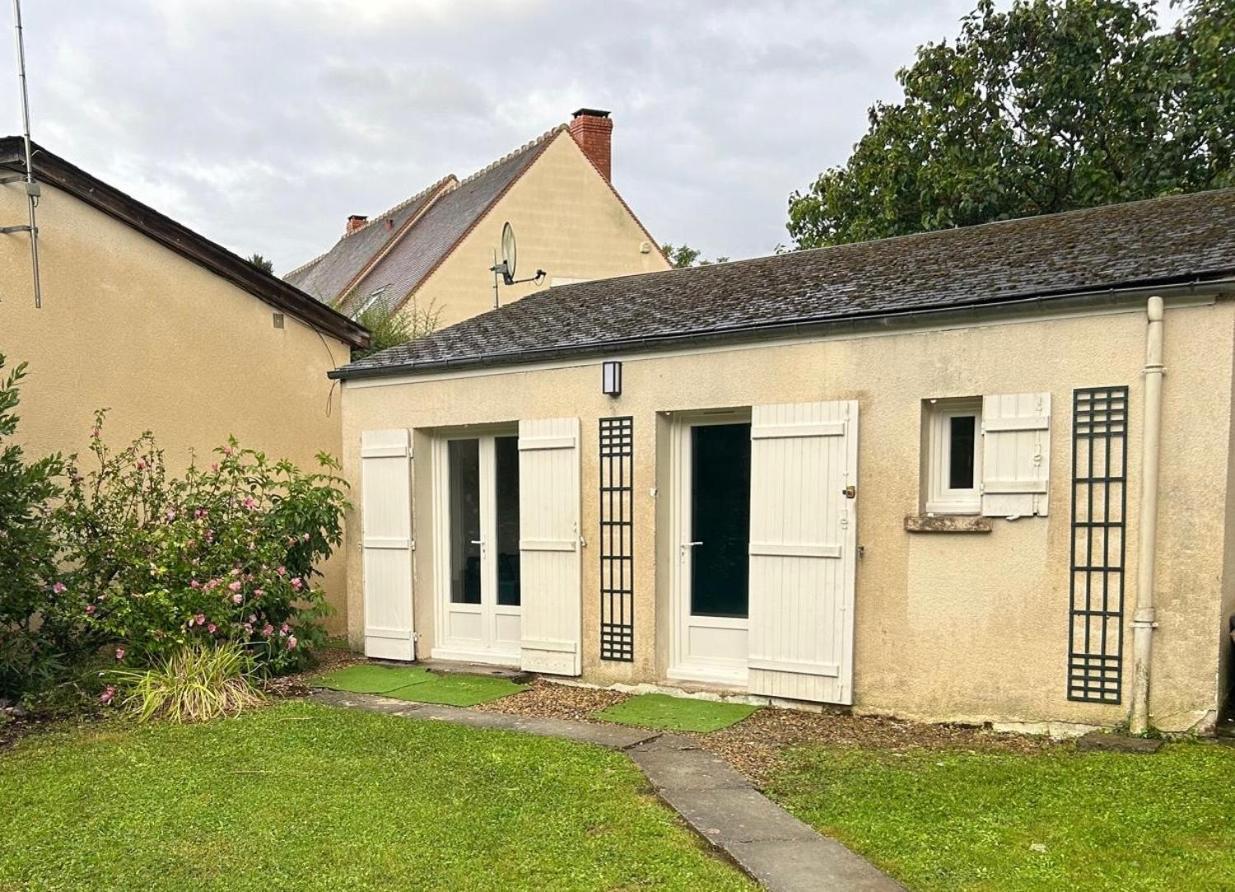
[924,397,983,515]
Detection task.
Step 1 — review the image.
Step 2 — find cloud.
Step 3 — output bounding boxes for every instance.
[6,0,993,271]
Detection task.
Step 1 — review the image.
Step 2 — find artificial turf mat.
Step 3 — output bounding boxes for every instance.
[380,674,528,708]
[315,664,527,707]
[315,664,433,693]
[596,693,759,732]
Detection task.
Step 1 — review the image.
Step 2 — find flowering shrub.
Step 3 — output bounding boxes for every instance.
[54,414,348,675]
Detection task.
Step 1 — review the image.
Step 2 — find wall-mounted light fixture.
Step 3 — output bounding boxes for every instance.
[602,360,622,397]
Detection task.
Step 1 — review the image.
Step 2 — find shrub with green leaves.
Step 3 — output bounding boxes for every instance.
[54,415,348,676]
[111,640,264,723]
[0,354,66,701]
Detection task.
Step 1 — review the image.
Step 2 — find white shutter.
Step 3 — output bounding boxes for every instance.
[518,417,582,675]
[747,401,858,705]
[360,429,415,661]
[981,392,1051,518]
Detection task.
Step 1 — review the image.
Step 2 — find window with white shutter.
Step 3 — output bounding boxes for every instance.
[981,392,1051,518]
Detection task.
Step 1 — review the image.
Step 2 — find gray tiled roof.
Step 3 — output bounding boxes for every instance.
[285,128,562,308]
[284,177,452,303]
[333,188,1235,380]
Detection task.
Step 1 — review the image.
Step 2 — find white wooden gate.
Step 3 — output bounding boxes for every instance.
[517,417,582,675]
[747,401,858,704]
[360,429,415,661]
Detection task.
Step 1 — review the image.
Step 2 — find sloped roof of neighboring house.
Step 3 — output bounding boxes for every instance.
[286,127,564,312]
[285,174,455,304]
[333,188,1235,380]
[0,137,369,348]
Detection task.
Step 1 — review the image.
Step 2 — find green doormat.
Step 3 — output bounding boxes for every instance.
[315,664,526,707]
[596,693,759,733]
[383,674,528,708]
[315,665,433,694]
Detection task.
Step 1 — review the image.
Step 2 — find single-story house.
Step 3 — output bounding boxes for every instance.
[0,139,369,621]
[286,109,669,328]
[331,188,1235,734]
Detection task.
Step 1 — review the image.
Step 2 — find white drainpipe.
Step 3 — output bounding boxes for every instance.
[1130,296,1165,734]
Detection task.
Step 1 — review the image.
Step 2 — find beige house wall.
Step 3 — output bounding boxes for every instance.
[0,183,352,629]
[340,296,1235,732]
[409,132,670,330]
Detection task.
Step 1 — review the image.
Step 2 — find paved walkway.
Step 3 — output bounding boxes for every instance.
[312,689,902,891]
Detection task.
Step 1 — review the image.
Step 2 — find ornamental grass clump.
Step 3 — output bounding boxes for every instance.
[113,641,264,723]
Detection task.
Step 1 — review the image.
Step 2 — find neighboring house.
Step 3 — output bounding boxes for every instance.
[331,189,1235,735]
[285,109,669,329]
[0,139,368,623]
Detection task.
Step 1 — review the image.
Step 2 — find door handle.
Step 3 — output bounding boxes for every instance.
[469,539,484,546]
[687,541,703,547]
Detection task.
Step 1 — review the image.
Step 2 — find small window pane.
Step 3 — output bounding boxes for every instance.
[494,436,521,606]
[448,439,481,604]
[948,415,976,489]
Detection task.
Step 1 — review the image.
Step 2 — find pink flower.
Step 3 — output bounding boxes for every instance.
[51,582,67,594]
[290,577,304,592]
[261,623,274,637]
[243,622,254,633]
[194,613,206,626]
[115,646,125,661]
[210,463,219,473]
[301,533,310,542]
[230,568,241,577]
[136,459,147,470]
[228,580,242,593]
[253,588,265,598]
[194,508,206,519]
[286,635,298,650]
[165,509,177,522]
[207,623,217,634]
[223,446,234,457]
[248,614,257,623]
[85,604,96,616]
[189,579,201,590]
[276,566,286,577]
[243,497,257,510]
[90,427,101,439]
[231,593,243,605]
[280,622,290,634]
[99,685,117,705]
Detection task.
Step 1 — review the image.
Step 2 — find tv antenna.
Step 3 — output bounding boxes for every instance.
[489,221,545,308]
[2,0,41,308]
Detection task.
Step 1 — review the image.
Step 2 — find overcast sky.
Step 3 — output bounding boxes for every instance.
[2,1,1176,273]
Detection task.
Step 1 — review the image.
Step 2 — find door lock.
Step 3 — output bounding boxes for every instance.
[842,485,857,499]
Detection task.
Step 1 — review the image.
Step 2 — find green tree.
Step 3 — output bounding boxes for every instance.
[349,293,441,360]
[248,253,274,275]
[661,243,730,268]
[787,0,1235,249]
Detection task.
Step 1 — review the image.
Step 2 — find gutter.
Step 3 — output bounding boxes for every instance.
[330,274,1235,381]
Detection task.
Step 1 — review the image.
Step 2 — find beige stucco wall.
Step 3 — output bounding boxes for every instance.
[340,296,1235,732]
[408,132,669,329]
[0,182,352,630]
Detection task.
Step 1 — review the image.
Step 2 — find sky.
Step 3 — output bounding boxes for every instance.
[1,0,1178,274]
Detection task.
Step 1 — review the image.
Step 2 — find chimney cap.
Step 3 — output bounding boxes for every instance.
[572,108,610,119]
[348,214,367,222]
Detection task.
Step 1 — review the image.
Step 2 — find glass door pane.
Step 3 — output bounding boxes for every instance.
[448,439,481,604]
[690,423,752,618]
[494,436,521,606]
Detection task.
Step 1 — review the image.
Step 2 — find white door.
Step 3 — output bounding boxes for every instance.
[518,417,582,675]
[432,433,522,665]
[360,429,415,661]
[669,412,753,686]
[747,400,858,704]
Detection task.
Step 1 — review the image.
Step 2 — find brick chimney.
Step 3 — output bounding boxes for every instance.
[345,214,367,236]
[569,108,613,183]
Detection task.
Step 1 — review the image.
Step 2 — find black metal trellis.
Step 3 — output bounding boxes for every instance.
[599,416,634,661]
[1068,386,1129,703]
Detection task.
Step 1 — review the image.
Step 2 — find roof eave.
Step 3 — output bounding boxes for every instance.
[330,271,1235,381]
[0,138,370,348]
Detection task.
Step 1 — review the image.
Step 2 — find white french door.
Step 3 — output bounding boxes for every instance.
[669,411,752,686]
[432,433,522,665]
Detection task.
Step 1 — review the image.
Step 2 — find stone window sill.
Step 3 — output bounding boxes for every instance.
[904,514,993,534]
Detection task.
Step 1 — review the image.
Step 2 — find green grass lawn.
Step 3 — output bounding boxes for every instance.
[0,702,750,892]
[767,742,1235,891]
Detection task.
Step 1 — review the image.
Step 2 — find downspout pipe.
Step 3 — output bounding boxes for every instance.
[1130,295,1165,734]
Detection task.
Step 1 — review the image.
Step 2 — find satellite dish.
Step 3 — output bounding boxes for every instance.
[500,221,517,285]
